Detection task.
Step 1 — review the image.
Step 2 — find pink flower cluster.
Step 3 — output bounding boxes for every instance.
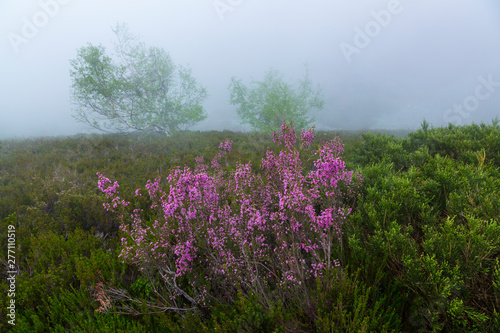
[98,121,362,307]
[96,172,129,212]
[211,139,232,169]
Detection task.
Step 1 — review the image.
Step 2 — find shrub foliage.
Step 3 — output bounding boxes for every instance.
[0,119,499,331]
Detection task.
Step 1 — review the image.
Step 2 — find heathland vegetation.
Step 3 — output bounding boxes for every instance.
[0,119,500,332]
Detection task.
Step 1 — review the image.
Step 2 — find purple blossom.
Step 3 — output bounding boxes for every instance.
[97,121,362,307]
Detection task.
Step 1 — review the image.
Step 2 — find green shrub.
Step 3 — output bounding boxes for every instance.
[2,121,500,331]
[314,268,402,332]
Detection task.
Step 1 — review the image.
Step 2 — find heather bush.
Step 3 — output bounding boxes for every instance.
[96,122,362,321]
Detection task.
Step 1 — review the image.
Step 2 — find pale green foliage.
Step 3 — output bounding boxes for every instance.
[229,67,324,133]
[70,23,208,135]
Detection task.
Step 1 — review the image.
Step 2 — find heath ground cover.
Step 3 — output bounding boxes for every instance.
[0,121,499,332]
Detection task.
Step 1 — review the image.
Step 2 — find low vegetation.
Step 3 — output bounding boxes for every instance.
[0,119,499,332]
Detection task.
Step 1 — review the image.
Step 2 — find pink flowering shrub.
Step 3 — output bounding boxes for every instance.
[97,121,362,312]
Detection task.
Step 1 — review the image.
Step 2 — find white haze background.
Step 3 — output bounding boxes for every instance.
[1,0,499,139]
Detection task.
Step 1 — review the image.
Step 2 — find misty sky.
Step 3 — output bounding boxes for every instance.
[1,0,500,139]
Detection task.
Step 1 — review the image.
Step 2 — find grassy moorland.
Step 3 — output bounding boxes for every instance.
[0,121,499,332]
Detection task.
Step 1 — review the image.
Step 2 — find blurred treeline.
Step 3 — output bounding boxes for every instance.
[0,121,499,332]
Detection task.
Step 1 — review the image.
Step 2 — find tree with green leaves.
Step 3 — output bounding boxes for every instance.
[228,67,324,133]
[69,23,208,135]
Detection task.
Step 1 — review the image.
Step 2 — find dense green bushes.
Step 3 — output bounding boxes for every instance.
[347,119,500,332]
[0,121,499,331]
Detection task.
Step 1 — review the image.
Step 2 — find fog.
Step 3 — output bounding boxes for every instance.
[1,0,499,139]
